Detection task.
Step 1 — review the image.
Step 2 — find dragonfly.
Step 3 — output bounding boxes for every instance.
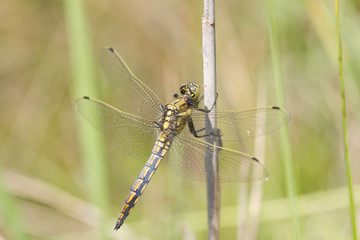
[75,47,289,230]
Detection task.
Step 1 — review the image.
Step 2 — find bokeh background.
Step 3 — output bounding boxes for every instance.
[1,0,359,239]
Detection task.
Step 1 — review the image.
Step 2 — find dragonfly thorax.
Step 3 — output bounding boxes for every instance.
[157,98,191,136]
[156,83,200,135]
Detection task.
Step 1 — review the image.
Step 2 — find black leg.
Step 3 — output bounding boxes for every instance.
[187,116,222,141]
[193,93,218,113]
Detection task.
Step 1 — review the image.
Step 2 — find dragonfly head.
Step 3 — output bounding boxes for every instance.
[179,82,200,104]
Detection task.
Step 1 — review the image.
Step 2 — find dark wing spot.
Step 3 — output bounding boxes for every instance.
[109,47,114,52]
[272,106,280,110]
[251,157,260,162]
[83,96,90,99]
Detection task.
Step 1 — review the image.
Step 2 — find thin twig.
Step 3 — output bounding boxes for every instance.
[202,0,219,240]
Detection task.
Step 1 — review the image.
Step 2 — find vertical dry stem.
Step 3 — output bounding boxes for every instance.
[202,0,219,239]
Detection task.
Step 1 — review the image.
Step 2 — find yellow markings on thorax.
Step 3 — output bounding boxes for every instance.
[162,98,190,131]
[158,135,167,143]
[177,108,192,117]
[173,99,188,111]
[163,122,170,129]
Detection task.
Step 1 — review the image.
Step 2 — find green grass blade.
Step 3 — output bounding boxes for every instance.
[267,0,302,239]
[63,0,110,238]
[335,1,358,239]
[0,170,28,240]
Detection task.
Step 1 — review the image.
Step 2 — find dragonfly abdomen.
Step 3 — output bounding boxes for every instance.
[114,132,172,230]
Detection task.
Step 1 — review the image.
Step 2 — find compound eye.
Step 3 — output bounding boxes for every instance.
[179,83,187,95]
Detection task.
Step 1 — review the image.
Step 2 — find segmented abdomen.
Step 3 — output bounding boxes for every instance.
[114,132,172,230]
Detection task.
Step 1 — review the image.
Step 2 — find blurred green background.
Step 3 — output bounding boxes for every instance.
[0,0,359,239]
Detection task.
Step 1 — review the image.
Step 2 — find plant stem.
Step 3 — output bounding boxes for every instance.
[335,1,357,239]
[64,0,110,238]
[267,0,301,239]
[202,0,220,239]
[0,169,28,239]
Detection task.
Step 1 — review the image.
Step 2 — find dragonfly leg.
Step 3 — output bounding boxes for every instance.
[187,116,223,147]
[153,121,162,128]
[191,92,218,112]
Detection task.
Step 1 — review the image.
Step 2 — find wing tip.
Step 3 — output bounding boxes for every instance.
[101,46,115,53]
[74,96,91,111]
[271,106,291,122]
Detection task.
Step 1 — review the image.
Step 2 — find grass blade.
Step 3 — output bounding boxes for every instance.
[0,169,28,239]
[335,1,358,239]
[267,0,302,239]
[64,0,110,238]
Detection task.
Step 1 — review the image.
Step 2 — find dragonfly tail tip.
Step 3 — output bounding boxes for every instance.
[114,219,123,231]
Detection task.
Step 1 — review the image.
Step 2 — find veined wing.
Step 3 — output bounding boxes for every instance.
[100,47,163,120]
[166,131,268,182]
[189,106,289,141]
[75,96,158,161]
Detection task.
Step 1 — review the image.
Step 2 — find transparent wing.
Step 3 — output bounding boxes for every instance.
[99,47,163,120]
[165,132,268,182]
[189,106,289,141]
[75,96,158,161]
